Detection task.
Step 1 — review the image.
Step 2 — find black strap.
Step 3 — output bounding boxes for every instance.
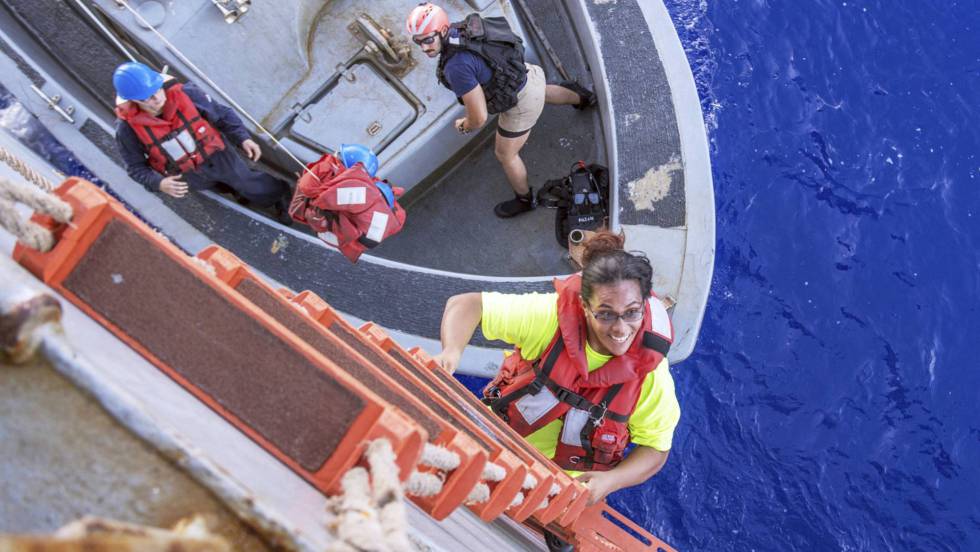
[142,124,181,175]
[537,178,572,208]
[357,235,380,248]
[642,331,671,356]
[546,380,629,423]
[487,337,565,421]
[578,383,625,470]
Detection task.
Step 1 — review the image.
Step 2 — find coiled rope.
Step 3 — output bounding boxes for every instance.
[325,439,412,552]
[0,144,56,192]
[0,145,72,252]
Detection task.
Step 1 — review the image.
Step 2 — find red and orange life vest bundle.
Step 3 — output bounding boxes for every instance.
[289,153,406,263]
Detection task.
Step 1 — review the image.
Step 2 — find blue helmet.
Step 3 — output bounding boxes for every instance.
[339,143,379,177]
[113,62,164,101]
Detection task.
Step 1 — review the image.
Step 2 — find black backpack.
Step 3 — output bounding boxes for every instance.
[538,162,610,248]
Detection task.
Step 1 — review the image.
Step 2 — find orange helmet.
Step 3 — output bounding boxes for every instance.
[406,3,449,36]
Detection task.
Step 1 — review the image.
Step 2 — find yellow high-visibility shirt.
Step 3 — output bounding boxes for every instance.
[481,291,680,463]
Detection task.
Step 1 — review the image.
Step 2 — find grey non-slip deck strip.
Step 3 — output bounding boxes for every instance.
[62,219,364,472]
[2,0,125,108]
[586,0,685,227]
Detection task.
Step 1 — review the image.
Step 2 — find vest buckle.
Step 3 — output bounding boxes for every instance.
[482,386,501,405]
[588,402,608,423]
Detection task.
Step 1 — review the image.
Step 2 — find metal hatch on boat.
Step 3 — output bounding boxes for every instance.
[278,13,421,155]
[290,61,417,154]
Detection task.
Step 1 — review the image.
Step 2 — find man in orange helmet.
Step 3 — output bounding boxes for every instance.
[406,3,596,219]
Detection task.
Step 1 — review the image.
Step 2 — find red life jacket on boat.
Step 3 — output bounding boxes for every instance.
[289,153,406,263]
[115,81,225,176]
[483,274,673,471]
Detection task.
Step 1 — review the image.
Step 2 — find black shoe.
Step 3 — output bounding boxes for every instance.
[494,187,536,219]
[560,80,597,111]
[544,530,574,552]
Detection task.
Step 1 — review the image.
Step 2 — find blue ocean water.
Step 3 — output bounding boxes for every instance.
[3,1,978,550]
[640,1,978,550]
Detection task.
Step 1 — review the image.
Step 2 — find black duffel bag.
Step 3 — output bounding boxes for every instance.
[538,161,610,248]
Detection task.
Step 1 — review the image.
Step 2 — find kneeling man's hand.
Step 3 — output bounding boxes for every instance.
[242,138,262,162]
[159,175,187,198]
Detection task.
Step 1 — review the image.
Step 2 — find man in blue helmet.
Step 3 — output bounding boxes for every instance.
[112,62,290,222]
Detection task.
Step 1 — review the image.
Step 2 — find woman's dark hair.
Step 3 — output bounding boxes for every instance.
[580,230,653,302]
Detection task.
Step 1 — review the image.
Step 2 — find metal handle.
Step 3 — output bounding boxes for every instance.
[29,85,76,124]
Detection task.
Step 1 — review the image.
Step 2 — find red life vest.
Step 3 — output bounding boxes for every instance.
[115,81,225,175]
[289,153,406,263]
[483,274,673,471]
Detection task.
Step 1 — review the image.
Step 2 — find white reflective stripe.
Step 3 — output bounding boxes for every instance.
[648,297,673,340]
[559,408,591,447]
[515,387,559,426]
[174,129,197,154]
[336,187,367,206]
[416,10,436,33]
[316,231,339,246]
[160,136,188,161]
[365,211,389,243]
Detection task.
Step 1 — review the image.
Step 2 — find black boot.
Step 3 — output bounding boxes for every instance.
[544,529,574,552]
[494,187,536,219]
[560,80,597,111]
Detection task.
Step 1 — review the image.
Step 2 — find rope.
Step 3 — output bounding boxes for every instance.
[327,467,386,551]
[325,439,411,552]
[465,483,491,505]
[0,198,54,252]
[0,177,72,222]
[535,484,562,513]
[365,440,412,552]
[482,462,506,483]
[418,443,461,472]
[0,177,73,253]
[523,473,538,490]
[405,471,444,498]
[0,145,57,192]
[114,0,321,182]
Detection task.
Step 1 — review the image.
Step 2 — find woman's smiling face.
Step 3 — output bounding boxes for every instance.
[581,279,645,356]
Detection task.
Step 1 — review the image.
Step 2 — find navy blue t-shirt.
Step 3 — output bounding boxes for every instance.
[442,29,526,98]
[443,50,494,98]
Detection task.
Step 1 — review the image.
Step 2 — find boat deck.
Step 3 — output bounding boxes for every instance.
[0,0,712,366]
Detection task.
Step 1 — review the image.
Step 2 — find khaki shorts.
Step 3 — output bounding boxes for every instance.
[497,63,546,137]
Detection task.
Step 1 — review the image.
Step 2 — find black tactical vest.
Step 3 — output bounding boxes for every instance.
[437,14,528,115]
